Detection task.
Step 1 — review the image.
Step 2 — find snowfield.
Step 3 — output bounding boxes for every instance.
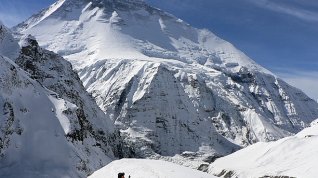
[89,159,217,178]
[209,119,318,178]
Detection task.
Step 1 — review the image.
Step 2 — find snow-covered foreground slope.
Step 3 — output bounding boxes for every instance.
[89,159,217,178]
[209,119,318,178]
[0,23,119,177]
[16,0,318,166]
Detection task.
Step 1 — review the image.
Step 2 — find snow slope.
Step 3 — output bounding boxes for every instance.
[0,55,85,178]
[209,119,318,178]
[15,0,318,167]
[0,24,119,177]
[89,159,217,178]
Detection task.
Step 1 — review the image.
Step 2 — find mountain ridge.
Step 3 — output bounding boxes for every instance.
[209,119,318,178]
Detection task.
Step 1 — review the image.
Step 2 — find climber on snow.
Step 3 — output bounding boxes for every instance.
[118,172,130,178]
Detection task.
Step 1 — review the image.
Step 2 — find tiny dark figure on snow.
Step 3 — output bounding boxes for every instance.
[118,172,125,178]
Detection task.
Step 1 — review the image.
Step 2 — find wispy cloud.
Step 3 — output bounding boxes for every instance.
[277,70,318,102]
[0,12,25,27]
[247,0,318,22]
[0,1,29,27]
[0,0,54,27]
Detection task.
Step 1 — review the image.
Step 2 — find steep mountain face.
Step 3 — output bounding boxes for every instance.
[16,0,318,166]
[0,24,118,177]
[0,54,83,178]
[209,119,318,178]
[15,35,131,159]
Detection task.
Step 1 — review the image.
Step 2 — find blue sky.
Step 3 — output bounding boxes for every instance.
[0,0,317,100]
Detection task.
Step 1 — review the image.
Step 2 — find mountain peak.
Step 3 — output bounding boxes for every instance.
[15,0,318,170]
[16,0,268,73]
[67,0,145,3]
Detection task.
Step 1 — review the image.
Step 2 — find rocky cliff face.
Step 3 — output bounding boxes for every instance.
[0,55,92,178]
[16,35,126,158]
[16,0,318,168]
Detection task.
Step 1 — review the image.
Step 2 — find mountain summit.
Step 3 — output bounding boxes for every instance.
[16,0,266,72]
[16,0,318,168]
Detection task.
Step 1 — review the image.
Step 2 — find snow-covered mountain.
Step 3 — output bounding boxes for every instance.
[89,158,217,178]
[15,0,318,167]
[209,119,318,178]
[0,23,120,177]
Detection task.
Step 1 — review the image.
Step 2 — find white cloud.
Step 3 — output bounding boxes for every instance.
[277,70,318,102]
[247,0,318,22]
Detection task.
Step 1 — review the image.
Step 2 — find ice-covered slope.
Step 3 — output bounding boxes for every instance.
[209,119,318,178]
[0,25,118,177]
[89,158,217,178]
[16,0,318,166]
